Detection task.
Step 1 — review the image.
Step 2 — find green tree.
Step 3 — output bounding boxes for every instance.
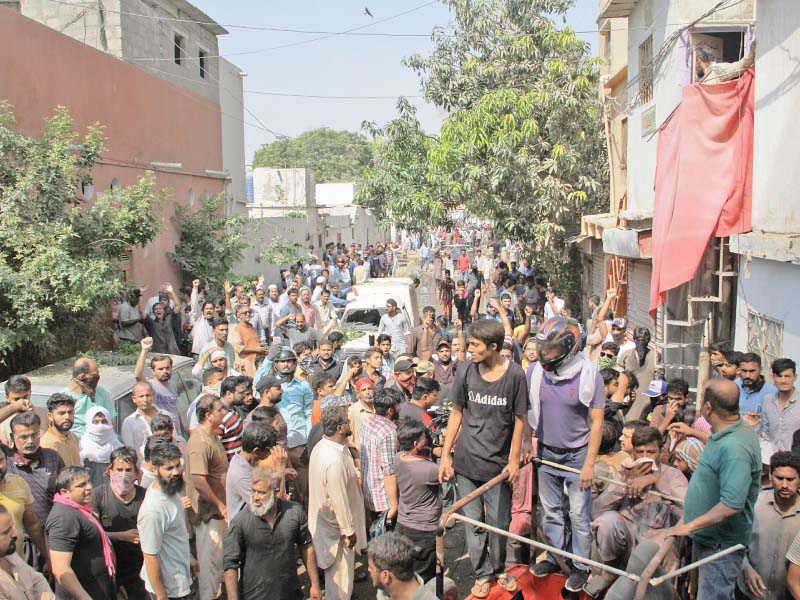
[257,236,302,267]
[0,103,163,372]
[253,128,373,183]
[168,194,251,291]
[356,98,449,233]
[409,0,608,296]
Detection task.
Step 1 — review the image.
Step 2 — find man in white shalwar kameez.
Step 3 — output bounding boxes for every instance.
[308,404,367,600]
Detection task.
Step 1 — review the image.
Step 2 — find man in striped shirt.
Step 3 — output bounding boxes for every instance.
[359,388,402,522]
[216,376,246,460]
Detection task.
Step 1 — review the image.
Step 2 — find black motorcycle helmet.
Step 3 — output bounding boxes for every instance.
[274,348,298,379]
[535,317,581,371]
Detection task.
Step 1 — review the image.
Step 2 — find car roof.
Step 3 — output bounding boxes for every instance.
[1,352,194,401]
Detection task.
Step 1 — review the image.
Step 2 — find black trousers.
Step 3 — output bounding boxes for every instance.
[397,522,437,583]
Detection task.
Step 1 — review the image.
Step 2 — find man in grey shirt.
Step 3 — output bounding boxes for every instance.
[760,358,800,452]
[225,423,279,523]
[138,443,195,600]
[286,312,323,350]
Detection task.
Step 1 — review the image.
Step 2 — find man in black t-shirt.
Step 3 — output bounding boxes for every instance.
[46,466,116,600]
[438,319,529,598]
[92,447,146,600]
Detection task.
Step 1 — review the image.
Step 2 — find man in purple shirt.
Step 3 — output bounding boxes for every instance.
[528,317,605,593]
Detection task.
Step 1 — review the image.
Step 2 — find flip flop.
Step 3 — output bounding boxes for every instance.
[470,578,493,599]
[497,573,519,593]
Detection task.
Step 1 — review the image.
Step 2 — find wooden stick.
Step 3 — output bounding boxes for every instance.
[451,513,640,581]
[648,544,746,586]
[534,457,684,505]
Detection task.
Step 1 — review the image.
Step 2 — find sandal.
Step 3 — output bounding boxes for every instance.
[498,573,519,593]
[470,578,493,599]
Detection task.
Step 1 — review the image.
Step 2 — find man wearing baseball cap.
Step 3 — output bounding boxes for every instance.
[605,317,635,355]
[384,359,416,402]
[640,379,668,423]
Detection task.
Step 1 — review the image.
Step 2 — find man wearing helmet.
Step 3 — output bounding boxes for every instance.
[529,316,606,593]
[438,319,529,598]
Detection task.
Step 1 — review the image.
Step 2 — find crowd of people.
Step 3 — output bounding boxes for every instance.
[2,231,800,600]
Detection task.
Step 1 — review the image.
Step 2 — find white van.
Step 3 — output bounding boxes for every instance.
[340,278,420,359]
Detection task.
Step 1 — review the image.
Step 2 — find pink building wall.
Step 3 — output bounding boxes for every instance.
[0,8,226,294]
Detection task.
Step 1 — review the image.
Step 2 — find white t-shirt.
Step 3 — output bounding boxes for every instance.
[544,297,565,320]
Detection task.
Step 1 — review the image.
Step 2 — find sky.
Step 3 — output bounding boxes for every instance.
[190,0,600,163]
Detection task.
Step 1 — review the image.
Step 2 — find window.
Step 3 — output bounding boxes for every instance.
[199,49,207,78]
[747,309,783,370]
[174,33,185,65]
[691,29,746,83]
[638,35,653,104]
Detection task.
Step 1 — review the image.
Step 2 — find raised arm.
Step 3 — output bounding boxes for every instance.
[134,338,153,383]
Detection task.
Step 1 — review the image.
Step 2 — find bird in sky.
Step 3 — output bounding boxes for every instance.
[364,7,373,17]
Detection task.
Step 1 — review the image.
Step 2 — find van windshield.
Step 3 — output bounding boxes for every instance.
[342,308,385,329]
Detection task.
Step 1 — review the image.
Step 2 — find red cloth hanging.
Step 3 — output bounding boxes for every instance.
[649,69,754,318]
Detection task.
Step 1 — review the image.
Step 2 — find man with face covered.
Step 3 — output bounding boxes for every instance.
[224,466,321,600]
[0,503,53,599]
[62,357,117,440]
[92,447,147,599]
[138,442,196,600]
[407,306,441,362]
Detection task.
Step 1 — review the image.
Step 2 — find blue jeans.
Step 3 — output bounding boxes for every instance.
[537,445,592,572]
[456,474,512,580]
[693,541,745,600]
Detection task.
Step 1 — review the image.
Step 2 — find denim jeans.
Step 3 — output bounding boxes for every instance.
[456,474,512,580]
[693,541,745,600]
[537,445,592,572]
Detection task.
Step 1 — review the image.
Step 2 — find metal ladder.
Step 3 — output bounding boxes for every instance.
[657,239,737,393]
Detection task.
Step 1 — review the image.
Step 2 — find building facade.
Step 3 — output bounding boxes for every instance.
[0,4,232,293]
[582,0,756,392]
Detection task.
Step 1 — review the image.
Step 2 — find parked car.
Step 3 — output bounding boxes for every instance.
[0,352,201,435]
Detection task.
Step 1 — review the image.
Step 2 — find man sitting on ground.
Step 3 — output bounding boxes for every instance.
[585,426,688,597]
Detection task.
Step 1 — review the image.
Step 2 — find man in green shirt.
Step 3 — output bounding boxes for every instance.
[664,378,761,600]
[62,357,117,440]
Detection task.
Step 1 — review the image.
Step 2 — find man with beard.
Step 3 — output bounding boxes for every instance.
[224,466,321,600]
[286,312,323,350]
[737,352,777,422]
[135,339,184,437]
[738,451,800,600]
[275,288,303,339]
[117,288,145,343]
[252,286,273,342]
[92,447,147,600]
[527,317,604,593]
[0,504,53,599]
[225,423,281,523]
[433,328,467,403]
[138,443,196,600]
[46,466,115,600]
[378,300,410,355]
[215,376,247,460]
[62,357,116,440]
[311,340,344,382]
[359,389,402,522]
[197,318,235,373]
[308,404,367,600]
[367,532,438,600]
[186,395,229,600]
[6,411,63,570]
[41,393,81,467]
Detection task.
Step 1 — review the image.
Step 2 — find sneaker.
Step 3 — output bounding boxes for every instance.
[530,561,561,578]
[565,569,590,592]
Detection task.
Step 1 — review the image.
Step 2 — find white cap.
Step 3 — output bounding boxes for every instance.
[316,276,326,284]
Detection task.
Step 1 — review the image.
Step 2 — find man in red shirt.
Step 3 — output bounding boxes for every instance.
[457,249,471,282]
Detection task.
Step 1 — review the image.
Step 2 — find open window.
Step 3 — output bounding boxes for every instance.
[690,28,747,83]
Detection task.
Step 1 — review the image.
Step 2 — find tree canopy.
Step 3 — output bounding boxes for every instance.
[356,99,449,234]
[0,103,163,372]
[358,0,608,294]
[253,128,373,183]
